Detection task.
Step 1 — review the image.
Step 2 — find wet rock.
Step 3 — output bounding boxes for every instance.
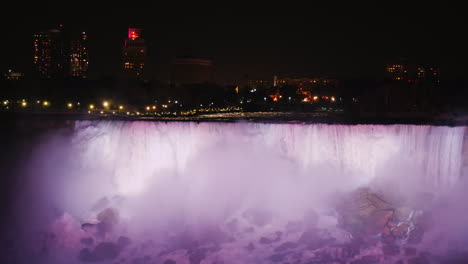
[391,223,410,238]
[93,242,120,260]
[269,253,285,262]
[358,255,380,264]
[343,188,394,217]
[189,248,206,264]
[132,257,144,264]
[381,232,396,245]
[382,244,400,256]
[365,209,394,235]
[242,208,273,227]
[80,237,94,247]
[97,207,119,225]
[117,236,131,248]
[341,239,361,258]
[299,229,335,250]
[407,256,429,264]
[274,241,298,252]
[404,247,417,256]
[407,227,424,244]
[259,231,282,244]
[81,223,98,234]
[96,207,119,236]
[78,248,94,262]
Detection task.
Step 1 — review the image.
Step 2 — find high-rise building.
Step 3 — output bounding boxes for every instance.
[386,63,440,85]
[123,28,147,79]
[33,25,69,79]
[70,32,89,78]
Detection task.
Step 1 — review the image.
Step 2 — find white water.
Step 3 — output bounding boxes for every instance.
[15,121,467,263]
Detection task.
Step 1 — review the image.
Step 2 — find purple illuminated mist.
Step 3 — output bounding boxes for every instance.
[10,122,468,263]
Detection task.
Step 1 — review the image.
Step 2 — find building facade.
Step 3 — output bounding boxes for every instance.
[123,28,147,79]
[70,32,89,78]
[33,25,69,79]
[33,25,88,79]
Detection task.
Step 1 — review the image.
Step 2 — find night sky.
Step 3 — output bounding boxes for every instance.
[1,1,466,83]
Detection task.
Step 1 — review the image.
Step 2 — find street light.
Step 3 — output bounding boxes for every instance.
[67,103,73,108]
[119,105,124,110]
[102,101,109,108]
[89,104,95,110]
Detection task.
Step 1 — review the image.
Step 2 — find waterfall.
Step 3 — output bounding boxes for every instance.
[70,121,465,196]
[9,121,467,263]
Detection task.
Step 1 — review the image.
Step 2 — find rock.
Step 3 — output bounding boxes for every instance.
[274,241,298,252]
[242,208,273,227]
[80,237,94,247]
[404,247,417,256]
[92,242,120,260]
[407,256,429,264]
[381,233,396,245]
[382,244,400,256]
[298,229,335,250]
[189,248,206,264]
[394,207,413,222]
[365,209,394,235]
[407,227,424,244]
[259,231,282,244]
[269,253,285,262]
[97,207,119,225]
[117,236,131,248]
[78,248,94,262]
[344,188,394,217]
[81,223,98,234]
[359,255,380,264]
[391,223,410,238]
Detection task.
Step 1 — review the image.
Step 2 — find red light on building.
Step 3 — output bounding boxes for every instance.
[128,28,141,40]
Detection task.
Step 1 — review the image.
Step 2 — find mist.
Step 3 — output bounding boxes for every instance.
[5,121,467,263]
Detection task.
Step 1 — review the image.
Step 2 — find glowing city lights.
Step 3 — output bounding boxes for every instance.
[89,104,95,110]
[67,103,73,108]
[102,101,110,108]
[43,101,49,106]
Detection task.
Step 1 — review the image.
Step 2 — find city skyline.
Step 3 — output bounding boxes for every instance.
[1,1,466,84]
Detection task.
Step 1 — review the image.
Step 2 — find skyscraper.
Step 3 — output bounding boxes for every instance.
[123,28,147,79]
[70,32,89,78]
[33,25,69,79]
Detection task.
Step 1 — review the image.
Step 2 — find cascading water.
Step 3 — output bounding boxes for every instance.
[7,121,468,264]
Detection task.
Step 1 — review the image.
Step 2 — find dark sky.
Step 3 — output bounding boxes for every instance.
[1,1,466,83]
